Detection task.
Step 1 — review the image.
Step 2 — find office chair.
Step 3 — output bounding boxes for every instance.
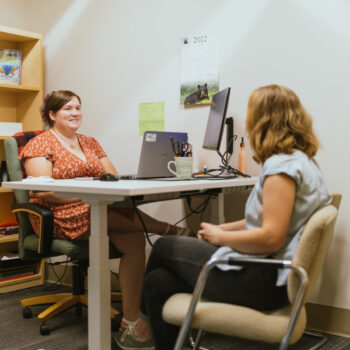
[4,133,123,335]
[163,193,341,350]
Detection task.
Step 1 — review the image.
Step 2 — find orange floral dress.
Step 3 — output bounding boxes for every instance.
[19,130,134,240]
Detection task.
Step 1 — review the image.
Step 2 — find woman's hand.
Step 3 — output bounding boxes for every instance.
[198,222,225,246]
[197,174,296,254]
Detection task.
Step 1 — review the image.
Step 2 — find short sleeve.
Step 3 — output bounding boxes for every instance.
[261,152,304,186]
[91,137,107,158]
[79,135,107,158]
[18,132,54,162]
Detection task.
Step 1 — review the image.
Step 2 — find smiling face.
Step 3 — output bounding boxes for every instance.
[49,96,82,134]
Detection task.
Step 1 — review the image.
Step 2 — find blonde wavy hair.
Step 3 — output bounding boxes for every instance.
[245,84,319,164]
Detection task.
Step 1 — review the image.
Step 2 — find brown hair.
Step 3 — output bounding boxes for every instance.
[245,84,319,164]
[41,90,81,128]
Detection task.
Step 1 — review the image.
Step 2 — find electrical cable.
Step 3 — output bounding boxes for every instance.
[132,199,154,247]
[185,194,212,215]
[42,257,70,291]
[174,194,212,225]
[216,134,251,178]
[194,135,251,179]
[132,193,213,245]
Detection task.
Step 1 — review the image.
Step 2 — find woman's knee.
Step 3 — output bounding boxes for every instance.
[152,235,211,260]
[152,235,185,254]
[110,231,146,254]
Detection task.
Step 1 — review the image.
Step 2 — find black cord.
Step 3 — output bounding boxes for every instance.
[186,194,212,214]
[201,134,251,179]
[42,257,70,291]
[132,194,213,244]
[222,134,237,163]
[217,147,251,178]
[174,194,212,225]
[132,199,154,247]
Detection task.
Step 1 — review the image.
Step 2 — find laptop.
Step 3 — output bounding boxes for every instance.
[119,131,188,180]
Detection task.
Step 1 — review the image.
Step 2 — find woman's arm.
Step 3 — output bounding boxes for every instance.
[100,157,118,175]
[219,219,246,231]
[24,157,80,203]
[198,174,296,254]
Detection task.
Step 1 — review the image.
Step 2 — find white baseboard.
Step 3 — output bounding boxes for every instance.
[306,302,350,337]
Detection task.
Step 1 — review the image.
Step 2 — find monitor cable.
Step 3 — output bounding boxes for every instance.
[42,257,70,291]
[217,134,251,178]
[132,194,213,247]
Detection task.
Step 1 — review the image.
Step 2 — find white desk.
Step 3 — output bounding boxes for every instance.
[3,177,256,350]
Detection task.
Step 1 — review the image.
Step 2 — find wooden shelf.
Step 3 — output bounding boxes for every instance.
[0,188,13,193]
[0,25,41,42]
[0,234,18,243]
[0,25,44,293]
[0,259,45,293]
[0,84,41,93]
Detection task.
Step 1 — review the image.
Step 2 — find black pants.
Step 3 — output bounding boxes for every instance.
[141,236,289,350]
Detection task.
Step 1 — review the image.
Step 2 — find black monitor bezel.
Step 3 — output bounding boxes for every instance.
[202,87,231,151]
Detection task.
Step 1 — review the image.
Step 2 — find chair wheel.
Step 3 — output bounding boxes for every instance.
[23,307,32,319]
[40,323,50,336]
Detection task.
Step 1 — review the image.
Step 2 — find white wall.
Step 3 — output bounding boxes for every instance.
[0,0,28,28]
[1,0,350,310]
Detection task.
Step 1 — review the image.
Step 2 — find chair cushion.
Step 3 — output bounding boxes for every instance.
[288,205,338,301]
[163,293,306,344]
[23,234,122,259]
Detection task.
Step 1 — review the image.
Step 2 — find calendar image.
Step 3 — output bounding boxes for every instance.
[180,35,219,105]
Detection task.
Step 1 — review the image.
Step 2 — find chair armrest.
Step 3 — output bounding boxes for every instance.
[12,203,54,255]
[174,256,309,350]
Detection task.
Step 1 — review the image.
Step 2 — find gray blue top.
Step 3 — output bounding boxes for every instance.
[211,150,331,286]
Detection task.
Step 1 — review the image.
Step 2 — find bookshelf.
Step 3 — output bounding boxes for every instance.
[0,25,44,293]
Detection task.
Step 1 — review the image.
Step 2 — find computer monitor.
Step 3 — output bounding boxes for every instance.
[202,87,231,151]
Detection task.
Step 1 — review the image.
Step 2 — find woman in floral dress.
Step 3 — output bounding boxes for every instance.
[20,90,189,350]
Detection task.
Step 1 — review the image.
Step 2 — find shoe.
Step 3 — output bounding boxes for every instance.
[176,227,196,236]
[114,319,155,350]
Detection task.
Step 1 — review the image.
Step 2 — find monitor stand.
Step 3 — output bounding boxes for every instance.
[222,117,235,177]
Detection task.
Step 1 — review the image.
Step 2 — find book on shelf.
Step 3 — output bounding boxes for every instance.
[0,263,35,273]
[0,271,34,282]
[0,48,22,85]
[0,226,19,235]
[0,266,34,277]
[0,259,36,282]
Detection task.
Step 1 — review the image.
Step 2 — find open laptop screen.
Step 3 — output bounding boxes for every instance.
[136,131,188,179]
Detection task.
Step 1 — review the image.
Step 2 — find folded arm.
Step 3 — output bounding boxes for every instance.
[24,157,80,203]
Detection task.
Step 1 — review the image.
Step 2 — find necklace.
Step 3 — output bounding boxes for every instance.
[51,129,77,149]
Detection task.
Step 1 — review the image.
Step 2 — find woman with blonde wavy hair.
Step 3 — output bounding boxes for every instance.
[120,85,331,350]
[246,84,319,163]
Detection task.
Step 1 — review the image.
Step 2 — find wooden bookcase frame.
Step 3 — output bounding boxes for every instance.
[0,25,44,293]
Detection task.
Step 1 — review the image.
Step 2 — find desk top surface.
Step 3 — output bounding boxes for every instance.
[2,177,257,198]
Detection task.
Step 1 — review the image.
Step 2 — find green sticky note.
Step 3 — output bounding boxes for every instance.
[139,102,165,136]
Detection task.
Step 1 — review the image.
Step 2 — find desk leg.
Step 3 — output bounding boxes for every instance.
[210,192,225,224]
[87,199,111,350]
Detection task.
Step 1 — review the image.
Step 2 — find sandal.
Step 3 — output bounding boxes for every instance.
[164,223,196,237]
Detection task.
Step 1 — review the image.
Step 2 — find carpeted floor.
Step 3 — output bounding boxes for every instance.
[1,284,350,350]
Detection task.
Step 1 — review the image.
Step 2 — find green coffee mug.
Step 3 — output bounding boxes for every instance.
[167,157,193,179]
